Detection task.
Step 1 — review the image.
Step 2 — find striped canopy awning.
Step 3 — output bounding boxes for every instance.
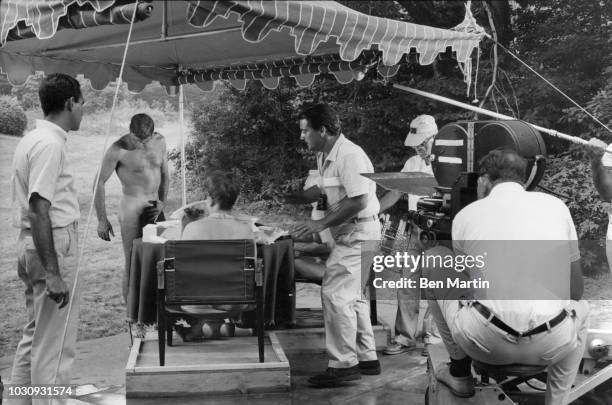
[0,0,484,91]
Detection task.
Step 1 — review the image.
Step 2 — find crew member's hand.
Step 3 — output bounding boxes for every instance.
[291,219,325,240]
[586,138,608,162]
[97,219,114,241]
[45,274,70,308]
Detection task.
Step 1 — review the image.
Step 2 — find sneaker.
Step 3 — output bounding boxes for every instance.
[436,364,475,398]
[219,322,236,337]
[383,340,416,355]
[308,366,361,387]
[202,321,225,338]
[358,360,381,375]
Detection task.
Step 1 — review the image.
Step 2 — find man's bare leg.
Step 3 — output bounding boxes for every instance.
[119,195,152,301]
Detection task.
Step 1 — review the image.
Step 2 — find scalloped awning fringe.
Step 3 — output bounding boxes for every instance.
[1,1,484,92]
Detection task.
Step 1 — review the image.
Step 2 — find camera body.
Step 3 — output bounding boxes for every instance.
[407,120,547,241]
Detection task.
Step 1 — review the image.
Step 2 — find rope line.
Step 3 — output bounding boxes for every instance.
[52,0,140,385]
[485,33,612,135]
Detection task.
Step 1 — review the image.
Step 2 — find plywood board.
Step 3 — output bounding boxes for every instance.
[125,332,290,397]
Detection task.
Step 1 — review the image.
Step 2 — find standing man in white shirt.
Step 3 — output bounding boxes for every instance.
[424,148,588,404]
[10,73,85,404]
[289,103,382,386]
[378,115,440,356]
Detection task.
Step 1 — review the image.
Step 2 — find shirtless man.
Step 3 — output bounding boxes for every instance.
[94,113,169,300]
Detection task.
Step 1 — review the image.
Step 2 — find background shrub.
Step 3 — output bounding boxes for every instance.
[0,96,27,136]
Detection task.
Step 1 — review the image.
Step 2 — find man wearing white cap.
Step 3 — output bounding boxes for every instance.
[587,137,612,270]
[379,114,440,356]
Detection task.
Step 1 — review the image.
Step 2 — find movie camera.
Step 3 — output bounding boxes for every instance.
[405,120,547,242]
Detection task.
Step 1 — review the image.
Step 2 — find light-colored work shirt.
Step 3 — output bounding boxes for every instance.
[316,134,380,219]
[11,119,79,229]
[401,154,434,211]
[452,182,579,331]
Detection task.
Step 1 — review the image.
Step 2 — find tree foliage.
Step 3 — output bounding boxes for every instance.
[0,96,27,136]
[172,81,310,202]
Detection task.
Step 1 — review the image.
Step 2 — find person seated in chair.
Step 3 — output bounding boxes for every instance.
[177,170,255,341]
[424,149,589,405]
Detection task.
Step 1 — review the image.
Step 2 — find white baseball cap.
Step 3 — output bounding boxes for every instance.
[404,115,438,147]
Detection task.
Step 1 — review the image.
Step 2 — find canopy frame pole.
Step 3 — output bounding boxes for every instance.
[179,83,186,207]
[161,0,168,40]
[393,84,593,147]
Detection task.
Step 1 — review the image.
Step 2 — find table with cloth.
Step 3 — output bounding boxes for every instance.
[126,237,296,327]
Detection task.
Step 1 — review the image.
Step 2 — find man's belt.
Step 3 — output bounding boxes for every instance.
[471,301,569,338]
[350,215,377,224]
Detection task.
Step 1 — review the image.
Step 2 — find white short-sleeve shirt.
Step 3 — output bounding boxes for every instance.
[11,119,80,229]
[316,134,380,218]
[401,155,434,211]
[452,182,579,331]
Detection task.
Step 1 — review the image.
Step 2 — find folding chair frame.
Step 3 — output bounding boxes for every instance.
[156,240,265,366]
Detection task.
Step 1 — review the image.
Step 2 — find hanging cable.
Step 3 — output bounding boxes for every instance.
[485,33,612,135]
[52,0,140,385]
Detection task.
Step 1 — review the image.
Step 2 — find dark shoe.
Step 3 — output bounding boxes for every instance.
[358,360,381,375]
[436,364,475,398]
[308,366,361,387]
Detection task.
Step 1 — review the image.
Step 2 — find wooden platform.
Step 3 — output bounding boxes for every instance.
[125,332,290,398]
[125,308,390,398]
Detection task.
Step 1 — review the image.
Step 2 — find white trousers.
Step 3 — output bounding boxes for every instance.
[428,297,589,405]
[322,220,380,368]
[10,223,80,405]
